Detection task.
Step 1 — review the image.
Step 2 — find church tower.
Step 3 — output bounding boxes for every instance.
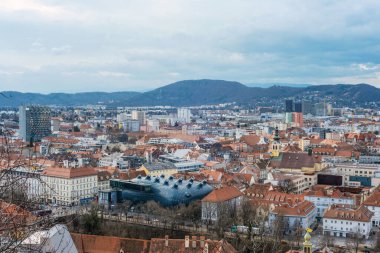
[270,127,281,157]
[303,228,313,253]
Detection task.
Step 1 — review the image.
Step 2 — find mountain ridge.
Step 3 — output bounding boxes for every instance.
[1,80,379,107]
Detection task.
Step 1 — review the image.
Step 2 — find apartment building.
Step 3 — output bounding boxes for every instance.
[41,167,98,206]
[363,190,380,227]
[304,186,356,219]
[323,205,373,239]
[268,200,317,235]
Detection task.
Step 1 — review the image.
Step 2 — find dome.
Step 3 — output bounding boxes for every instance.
[304,231,311,242]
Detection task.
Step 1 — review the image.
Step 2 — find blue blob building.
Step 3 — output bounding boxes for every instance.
[99,175,212,207]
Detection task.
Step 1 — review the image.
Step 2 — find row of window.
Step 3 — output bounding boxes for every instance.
[324,226,366,233]
[324,219,367,226]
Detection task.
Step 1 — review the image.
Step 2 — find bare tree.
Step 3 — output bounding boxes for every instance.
[0,128,57,252]
[348,227,364,253]
[278,179,296,193]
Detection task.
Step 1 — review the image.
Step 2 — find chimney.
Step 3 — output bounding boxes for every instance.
[200,236,205,248]
[165,235,169,247]
[185,236,190,248]
[192,236,197,248]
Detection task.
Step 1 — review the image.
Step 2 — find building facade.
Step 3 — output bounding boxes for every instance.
[41,167,98,206]
[19,105,51,142]
[322,205,373,239]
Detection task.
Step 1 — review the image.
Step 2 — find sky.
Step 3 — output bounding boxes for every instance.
[0,0,380,93]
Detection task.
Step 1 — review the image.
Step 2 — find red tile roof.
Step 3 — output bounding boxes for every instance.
[43,167,97,179]
[271,200,315,217]
[202,186,243,203]
[363,191,380,207]
[324,205,373,222]
[71,233,150,253]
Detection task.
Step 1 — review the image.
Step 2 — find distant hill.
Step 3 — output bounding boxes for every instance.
[122,79,303,106]
[1,80,380,107]
[303,83,380,103]
[247,83,311,88]
[0,91,140,107]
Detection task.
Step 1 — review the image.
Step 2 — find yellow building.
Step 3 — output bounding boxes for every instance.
[138,162,178,177]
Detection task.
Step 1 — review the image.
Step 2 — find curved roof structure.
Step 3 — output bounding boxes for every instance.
[110,175,212,206]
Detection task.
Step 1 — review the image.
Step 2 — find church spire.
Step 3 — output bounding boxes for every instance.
[274,127,280,142]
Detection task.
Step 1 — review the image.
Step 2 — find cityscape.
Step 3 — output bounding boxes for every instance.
[1,1,380,253]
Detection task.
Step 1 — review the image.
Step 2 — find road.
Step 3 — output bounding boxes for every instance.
[100,212,209,234]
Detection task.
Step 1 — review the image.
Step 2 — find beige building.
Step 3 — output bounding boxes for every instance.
[42,167,98,206]
[131,110,146,125]
[138,162,178,177]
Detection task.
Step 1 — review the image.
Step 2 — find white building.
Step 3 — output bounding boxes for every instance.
[146,119,160,132]
[0,167,47,201]
[41,167,98,206]
[51,117,61,132]
[98,152,125,168]
[117,112,129,122]
[363,190,380,227]
[131,110,146,125]
[268,200,317,235]
[202,186,243,222]
[304,186,356,219]
[330,163,379,187]
[323,205,373,239]
[177,108,192,123]
[122,120,140,132]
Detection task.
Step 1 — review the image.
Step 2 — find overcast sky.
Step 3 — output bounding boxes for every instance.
[0,0,379,93]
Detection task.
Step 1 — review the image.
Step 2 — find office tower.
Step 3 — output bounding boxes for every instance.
[314,103,326,116]
[294,102,302,113]
[131,110,146,125]
[302,100,313,115]
[19,105,51,142]
[122,120,140,132]
[177,108,192,123]
[292,112,304,127]
[285,99,293,113]
[326,103,333,116]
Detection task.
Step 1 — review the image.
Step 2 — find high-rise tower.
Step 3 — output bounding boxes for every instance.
[19,105,51,143]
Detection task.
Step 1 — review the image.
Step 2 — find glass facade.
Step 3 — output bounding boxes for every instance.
[19,105,51,142]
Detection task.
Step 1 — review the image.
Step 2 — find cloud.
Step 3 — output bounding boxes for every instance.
[51,45,72,55]
[0,70,24,76]
[97,71,130,78]
[1,1,380,92]
[168,72,180,77]
[357,63,379,71]
[0,0,74,21]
